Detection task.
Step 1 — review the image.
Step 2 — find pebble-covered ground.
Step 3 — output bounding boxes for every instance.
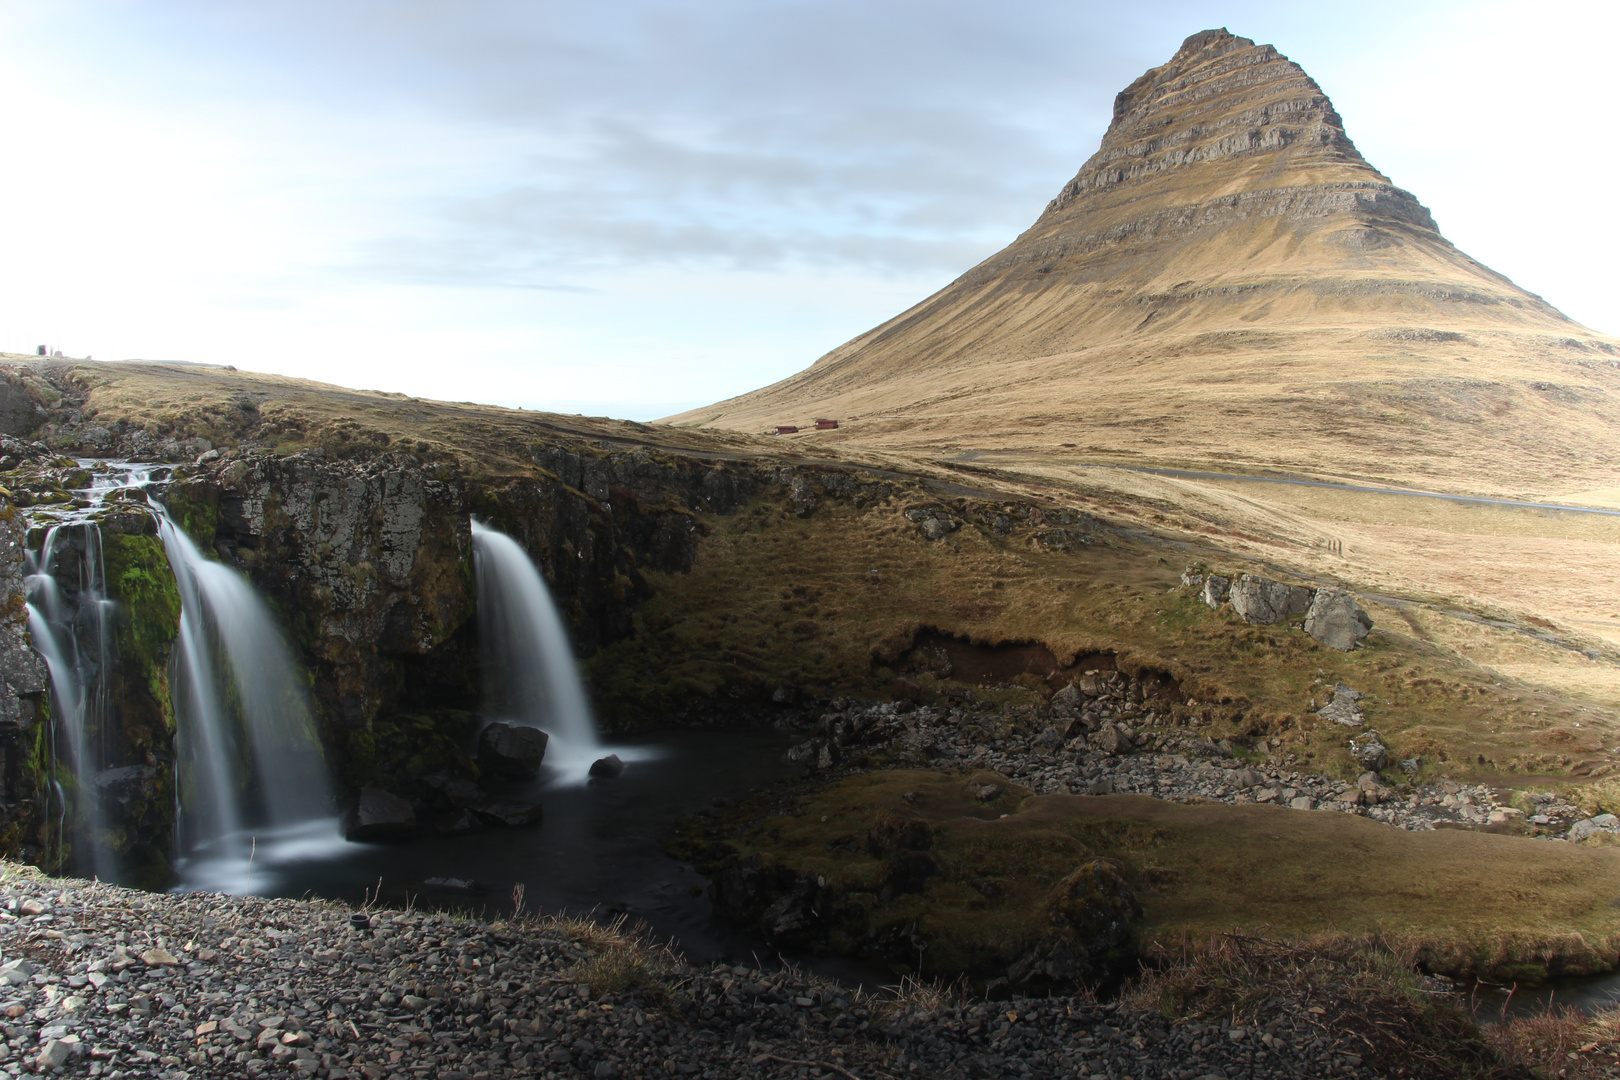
[0,864,1457,1080]
[787,699,1592,839]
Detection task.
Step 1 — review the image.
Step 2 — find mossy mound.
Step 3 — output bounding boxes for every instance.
[713,769,1620,987]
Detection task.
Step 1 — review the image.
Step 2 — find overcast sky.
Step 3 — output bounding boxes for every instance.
[1,1,1614,420]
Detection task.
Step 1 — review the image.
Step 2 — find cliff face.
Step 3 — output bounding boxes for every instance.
[151,444,757,784]
[0,499,48,860]
[0,437,771,877]
[665,29,1620,495]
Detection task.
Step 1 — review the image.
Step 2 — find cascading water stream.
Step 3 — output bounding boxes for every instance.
[152,503,341,893]
[471,520,620,780]
[23,524,115,879]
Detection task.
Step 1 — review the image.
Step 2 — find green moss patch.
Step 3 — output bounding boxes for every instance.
[101,532,180,746]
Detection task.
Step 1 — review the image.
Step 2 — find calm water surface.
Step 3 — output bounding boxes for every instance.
[253,728,804,966]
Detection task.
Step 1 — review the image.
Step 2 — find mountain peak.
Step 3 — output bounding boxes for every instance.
[663,31,1620,494]
[1048,30,1396,224]
[1173,27,1250,56]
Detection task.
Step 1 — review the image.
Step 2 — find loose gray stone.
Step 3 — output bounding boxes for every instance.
[1317,685,1366,727]
[37,1038,72,1069]
[1303,588,1374,650]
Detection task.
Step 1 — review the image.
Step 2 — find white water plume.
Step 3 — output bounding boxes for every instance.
[471,519,615,780]
[154,506,339,893]
[23,524,115,879]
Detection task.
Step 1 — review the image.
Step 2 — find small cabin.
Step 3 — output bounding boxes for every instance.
[773,425,799,435]
[814,418,839,430]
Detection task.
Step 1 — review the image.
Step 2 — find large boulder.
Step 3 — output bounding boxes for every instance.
[343,787,416,842]
[1348,731,1388,772]
[477,722,548,778]
[1227,574,1314,624]
[1304,589,1374,650]
[1201,575,1230,609]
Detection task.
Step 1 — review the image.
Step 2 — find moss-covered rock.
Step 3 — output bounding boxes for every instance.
[94,529,180,879]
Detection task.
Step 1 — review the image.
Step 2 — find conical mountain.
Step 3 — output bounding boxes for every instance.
[665,29,1620,494]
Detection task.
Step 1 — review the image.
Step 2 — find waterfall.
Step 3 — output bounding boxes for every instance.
[23,524,114,879]
[471,520,603,777]
[153,506,340,892]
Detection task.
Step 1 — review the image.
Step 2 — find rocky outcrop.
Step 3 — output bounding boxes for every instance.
[1228,574,1313,625]
[904,506,959,541]
[1348,731,1388,771]
[0,500,47,857]
[1318,685,1365,727]
[0,506,47,728]
[1304,589,1374,650]
[1189,567,1375,646]
[1036,29,1434,234]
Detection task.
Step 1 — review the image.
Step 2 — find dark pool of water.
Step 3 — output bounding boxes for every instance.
[1472,973,1620,1020]
[253,728,812,968]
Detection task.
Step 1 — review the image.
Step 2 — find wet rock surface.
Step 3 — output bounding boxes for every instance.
[477,724,548,780]
[343,789,417,843]
[0,865,1413,1080]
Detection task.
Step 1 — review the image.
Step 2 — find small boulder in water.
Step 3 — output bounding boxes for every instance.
[435,808,485,836]
[478,722,548,778]
[344,787,417,842]
[470,800,544,828]
[589,754,626,779]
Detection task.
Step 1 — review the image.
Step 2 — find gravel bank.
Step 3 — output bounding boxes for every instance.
[786,700,1587,836]
[0,863,1442,1080]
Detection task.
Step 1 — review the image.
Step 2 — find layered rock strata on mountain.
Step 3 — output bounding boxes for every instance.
[975,27,1443,289]
[667,28,1620,489]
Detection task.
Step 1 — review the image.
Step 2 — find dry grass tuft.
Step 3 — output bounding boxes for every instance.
[1484,1005,1620,1080]
[862,973,974,1020]
[1127,933,1509,1079]
[545,911,682,998]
